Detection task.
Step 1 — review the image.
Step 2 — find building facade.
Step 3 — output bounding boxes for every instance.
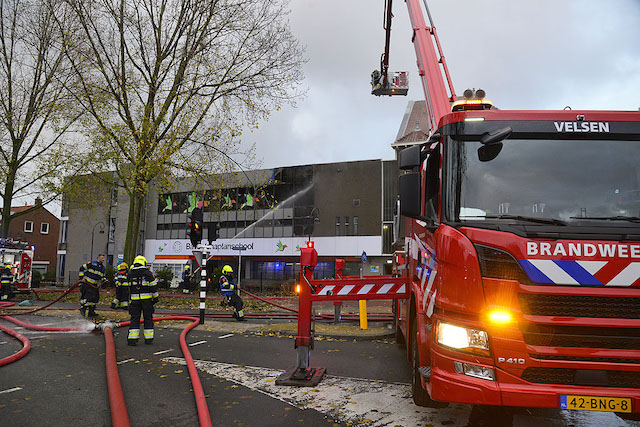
[61,159,398,288]
[7,198,60,275]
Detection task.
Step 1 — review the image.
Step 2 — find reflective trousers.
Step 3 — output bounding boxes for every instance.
[128,299,154,343]
[80,283,99,307]
[0,284,11,300]
[112,286,130,308]
[226,293,245,319]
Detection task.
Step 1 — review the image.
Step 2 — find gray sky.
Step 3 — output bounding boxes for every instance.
[241,0,640,170]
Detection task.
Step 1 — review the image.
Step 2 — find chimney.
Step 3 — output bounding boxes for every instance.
[35,197,42,206]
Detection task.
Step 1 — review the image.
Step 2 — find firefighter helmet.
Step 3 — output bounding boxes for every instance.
[185,264,190,271]
[133,255,147,266]
[4,264,11,270]
[222,265,233,275]
[117,262,128,271]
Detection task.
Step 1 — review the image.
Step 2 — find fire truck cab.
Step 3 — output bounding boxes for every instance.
[395,104,640,413]
[0,238,34,292]
[374,0,640,413]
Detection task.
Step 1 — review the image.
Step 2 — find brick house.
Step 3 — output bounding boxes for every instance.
[7,198,60,275]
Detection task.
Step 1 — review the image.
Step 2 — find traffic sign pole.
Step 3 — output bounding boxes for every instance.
[195,243,211,325]
[199,248,206,324]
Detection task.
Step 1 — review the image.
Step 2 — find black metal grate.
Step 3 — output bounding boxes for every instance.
[521,324,640,350]
[531,354,640,364]
[522,367,640,389]
[475,245,534,283]
[519,293,640,319]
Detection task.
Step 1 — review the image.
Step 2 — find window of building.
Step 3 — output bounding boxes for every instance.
[41,222,49,234]
[24,221,33,233]
[250,261,297,282]
[353,199,360,207]
[382,223,393,254]
[59,219,68,243]
[335,216,340,236]
[344,216,349,236]
[108,218,116,243]
[353,216,358,235]
[57,254,66,278]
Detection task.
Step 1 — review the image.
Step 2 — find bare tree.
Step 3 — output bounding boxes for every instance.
[0,0,80,237]
[62,0,305,262]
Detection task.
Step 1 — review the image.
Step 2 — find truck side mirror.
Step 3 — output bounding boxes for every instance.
[399,172,421,218]
[399,145,421,170]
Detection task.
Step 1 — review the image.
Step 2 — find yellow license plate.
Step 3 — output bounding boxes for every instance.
[561,395,632,413]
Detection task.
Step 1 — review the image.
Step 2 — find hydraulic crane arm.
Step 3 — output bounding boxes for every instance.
[378,0,457,132]
[380,0,394,90]
[406,0,457,131]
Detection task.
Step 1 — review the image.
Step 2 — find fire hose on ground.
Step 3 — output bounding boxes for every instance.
[0,322,30,366]
[1,304,213,426]
[94,316,213,427]
[2,283,393,425]
[5,281,81,315]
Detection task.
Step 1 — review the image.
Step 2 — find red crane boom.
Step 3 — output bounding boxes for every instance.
[376,0,457,132]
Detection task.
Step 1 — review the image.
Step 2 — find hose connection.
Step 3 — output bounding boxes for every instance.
[94,320,119,332]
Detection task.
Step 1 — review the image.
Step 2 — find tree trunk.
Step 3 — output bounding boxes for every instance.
[1,174,16,238]
[123,189,144,264]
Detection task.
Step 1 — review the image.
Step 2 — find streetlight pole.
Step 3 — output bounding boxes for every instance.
[91,222,105,261]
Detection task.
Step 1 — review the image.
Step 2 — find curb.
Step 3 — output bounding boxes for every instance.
[314,331,395,341]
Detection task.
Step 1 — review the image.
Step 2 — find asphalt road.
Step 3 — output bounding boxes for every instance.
[1,313,640,427]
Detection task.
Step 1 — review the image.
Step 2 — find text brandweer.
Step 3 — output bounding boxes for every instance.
[527,242,640,258]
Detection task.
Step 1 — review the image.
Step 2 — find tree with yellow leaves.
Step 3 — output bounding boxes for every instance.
[0,0,82,237]
[60,0,305,262]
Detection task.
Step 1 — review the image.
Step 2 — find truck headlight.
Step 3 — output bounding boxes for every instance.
[436,321,490,356]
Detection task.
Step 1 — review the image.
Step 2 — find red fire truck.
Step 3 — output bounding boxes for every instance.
[0,238,34,292]
[383,0,640,415]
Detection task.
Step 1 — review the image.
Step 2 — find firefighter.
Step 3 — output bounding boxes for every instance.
[111,262,130,309]
[1,264,13,301]
[219,265,245,321]
[78,254,107,317]
[127,255,158,346]
[181,263,191,294]
[371,68,382,90]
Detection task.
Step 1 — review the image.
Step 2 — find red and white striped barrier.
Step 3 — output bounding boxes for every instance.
[311,277,408,302]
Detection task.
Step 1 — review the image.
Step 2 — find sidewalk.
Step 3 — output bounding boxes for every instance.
[191,319,395,340]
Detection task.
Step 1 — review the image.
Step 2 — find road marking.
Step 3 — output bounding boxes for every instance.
[0,341,7,344]
[162,357,472,426]
[218,334,234,339]
[153,349,173,355]
[117,358,135,365]
[188,340,207,347]
[0,387,23,394]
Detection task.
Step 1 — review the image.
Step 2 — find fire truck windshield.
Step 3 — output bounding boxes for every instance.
[449,138,640,225]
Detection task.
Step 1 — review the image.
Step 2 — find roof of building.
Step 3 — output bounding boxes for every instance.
[10,205,34,213]
[8,200,59,220]
[391,100,430,149]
